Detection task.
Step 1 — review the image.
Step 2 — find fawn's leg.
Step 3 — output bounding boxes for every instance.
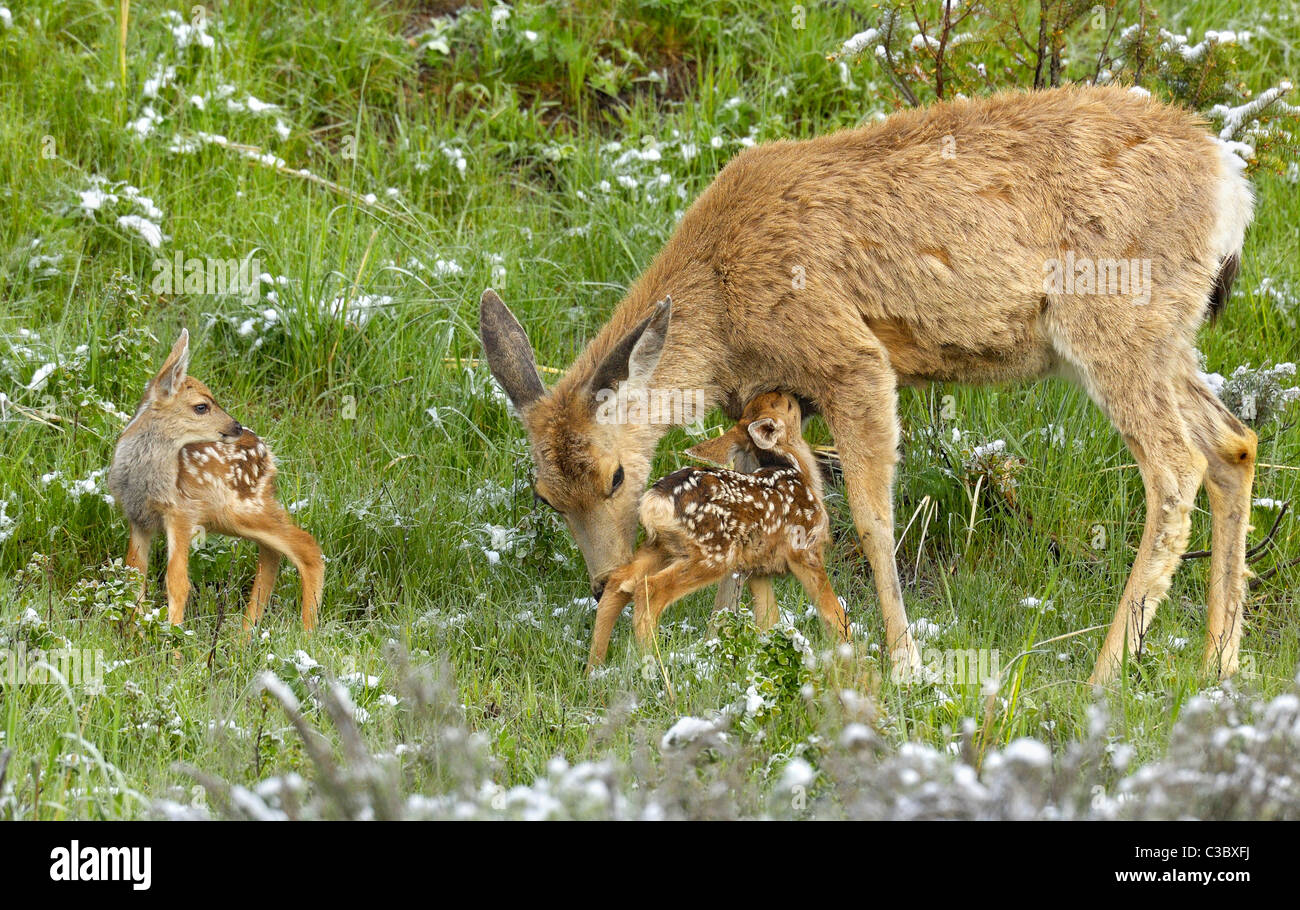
[748,576,778,630]
[788,558,851,642]
[632,560,728,649]
[586,550,665,673]
[1184,376,1257,679]
[230,508,325,631]
[162,514,193,625]
[125,523,153,605]
[243,544,283,632]
[821,349,920,678]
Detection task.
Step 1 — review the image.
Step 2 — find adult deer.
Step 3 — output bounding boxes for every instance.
[480,86,1255,683]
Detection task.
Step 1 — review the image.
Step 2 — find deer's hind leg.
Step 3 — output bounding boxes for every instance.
[1184,376,1257,679]
[1059,331,1208,684]
[228,507,324,631]
[788,559,851,643]
[243,544,283,633]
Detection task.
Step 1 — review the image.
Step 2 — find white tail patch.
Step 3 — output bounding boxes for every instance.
[1210,139,1255,262]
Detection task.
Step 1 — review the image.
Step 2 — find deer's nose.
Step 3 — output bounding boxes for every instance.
[225,420,243,437]
[592,579,607,600]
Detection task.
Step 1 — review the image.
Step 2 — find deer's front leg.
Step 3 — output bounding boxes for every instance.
[823,359,921,679]
[163,514,194,625]
[125,523,153,606]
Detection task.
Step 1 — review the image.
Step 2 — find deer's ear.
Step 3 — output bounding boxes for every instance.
[589,295,671,398]
[152,329,191,399]
[747,417,784,450]
[480,289,546,414]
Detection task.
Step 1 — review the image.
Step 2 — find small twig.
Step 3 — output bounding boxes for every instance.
[1030,623,1110,649]
[0,396,65,431]
[1251,555,1300,590]
[964,473,984,553]
[206,598,226,672]
[1091,2,1122,85]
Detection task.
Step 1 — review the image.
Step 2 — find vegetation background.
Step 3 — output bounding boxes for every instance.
[0,0,1297,818]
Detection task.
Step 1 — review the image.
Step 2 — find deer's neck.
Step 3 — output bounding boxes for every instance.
[784,446,825,504]
[107,424,183,529]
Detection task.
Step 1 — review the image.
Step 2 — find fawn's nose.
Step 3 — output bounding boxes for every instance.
[592,579,607,600]
[224,420,243,437]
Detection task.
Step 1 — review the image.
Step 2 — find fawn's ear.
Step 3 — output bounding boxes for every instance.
[747,417,784,450]
[152,329,191,399]
[480,289,546,414]
[686,427,744,466]
[589,295,671,398]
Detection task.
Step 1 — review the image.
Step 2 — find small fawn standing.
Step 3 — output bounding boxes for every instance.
[106,330,324,631]
[585,391,850,672]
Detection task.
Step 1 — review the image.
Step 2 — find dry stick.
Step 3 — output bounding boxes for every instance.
[0,396,65,431]
[204,138,406,221]
[442,356,564,377]
[1183,500,1289,561]
[643,575,676,703]
[1091,2,1123,85]
[894,495,930,557]
[915,495,936,580]
[1101,461,1298,471]
[1031,623,1110,650]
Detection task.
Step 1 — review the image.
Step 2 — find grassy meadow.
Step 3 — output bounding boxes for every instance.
[0,0,1298,819]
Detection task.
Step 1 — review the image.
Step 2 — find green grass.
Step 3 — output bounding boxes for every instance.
[0,0,1297,818]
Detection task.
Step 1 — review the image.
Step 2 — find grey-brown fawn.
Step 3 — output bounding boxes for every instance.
[107,330,324,632]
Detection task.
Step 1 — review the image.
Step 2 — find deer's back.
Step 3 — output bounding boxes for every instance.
[656,86,1233,391]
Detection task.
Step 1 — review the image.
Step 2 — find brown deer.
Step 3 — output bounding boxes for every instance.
[481,85,1256,684]
[106,330,324,631]
[586,390,849,672]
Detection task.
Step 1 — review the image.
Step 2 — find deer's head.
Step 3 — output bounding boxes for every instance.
[480,289,672,599]
[127,329,244,448]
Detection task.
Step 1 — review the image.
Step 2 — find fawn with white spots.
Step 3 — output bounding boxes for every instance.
[585,391,849,672]
[106,330,324,631]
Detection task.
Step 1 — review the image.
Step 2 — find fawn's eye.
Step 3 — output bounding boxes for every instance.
[609,465,624,496]
[193,403,209,415]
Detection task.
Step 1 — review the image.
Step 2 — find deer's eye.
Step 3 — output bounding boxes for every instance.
[193,403,209,415]
[609,465,624,496]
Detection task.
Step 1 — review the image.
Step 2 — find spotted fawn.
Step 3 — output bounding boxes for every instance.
[585,391,849,672]
[106,330,324,632]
